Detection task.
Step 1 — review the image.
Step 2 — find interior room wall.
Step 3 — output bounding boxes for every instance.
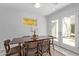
[0,7,47,51]
[46,3,79,54]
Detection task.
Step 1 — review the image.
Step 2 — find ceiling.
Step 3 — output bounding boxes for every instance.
[0,3,70,16]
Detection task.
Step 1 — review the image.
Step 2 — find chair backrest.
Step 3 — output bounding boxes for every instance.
[38,39,50,52]
[42,39,50,45]
[42,39,50,47]
[23,40,38,56]
[24,40,38,48]
[4,39,10,53]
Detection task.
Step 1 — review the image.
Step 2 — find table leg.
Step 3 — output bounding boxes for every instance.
[52,38,54,50]
[18,43,21,56]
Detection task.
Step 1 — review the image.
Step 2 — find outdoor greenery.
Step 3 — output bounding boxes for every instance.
[71,24,75,33]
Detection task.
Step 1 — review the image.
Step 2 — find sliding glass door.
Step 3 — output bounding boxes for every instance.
[62,15,75,46]
[50,15,75,46]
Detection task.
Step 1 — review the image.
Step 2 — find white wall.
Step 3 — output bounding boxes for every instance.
[46,3,79,54]
[0,7,47,51]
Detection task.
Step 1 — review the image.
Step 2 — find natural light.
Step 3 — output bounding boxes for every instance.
[51,20,58,41]
[62,15,75,46]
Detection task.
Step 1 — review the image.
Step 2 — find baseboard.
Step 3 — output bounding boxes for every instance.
[55,44,79,55]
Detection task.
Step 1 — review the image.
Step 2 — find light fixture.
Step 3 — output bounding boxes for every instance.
[34,3,41,8]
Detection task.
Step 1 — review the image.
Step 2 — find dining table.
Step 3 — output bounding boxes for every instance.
[10,36,54,56]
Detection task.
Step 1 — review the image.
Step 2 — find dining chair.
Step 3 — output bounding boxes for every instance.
[23,40,39,56]
[4,39,21,56]
[48,35,54,50]
[38,39,51,56]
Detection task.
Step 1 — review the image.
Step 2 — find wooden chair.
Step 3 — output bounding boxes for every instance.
[48,35,54,50]
[23,40,39,56]
[38,39,51,56]
[4,39,21,56]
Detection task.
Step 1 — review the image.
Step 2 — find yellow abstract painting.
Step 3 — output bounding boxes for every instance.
[22,18,37,26]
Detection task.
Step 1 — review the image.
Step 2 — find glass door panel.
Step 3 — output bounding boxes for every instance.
[62,15,75,46]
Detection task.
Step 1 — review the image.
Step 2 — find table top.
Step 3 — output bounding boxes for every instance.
[10,36,52,44]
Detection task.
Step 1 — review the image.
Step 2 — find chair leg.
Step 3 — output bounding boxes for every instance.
[18,43,22,56]
[49,51,51,56]
[49,43,51,56]
[47,49,51,56]
[52,39,54,50]
[35,51,39,56]
[52,44,54,50]
[40,51,42,56]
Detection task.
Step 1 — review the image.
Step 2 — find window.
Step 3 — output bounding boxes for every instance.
[51,19,58,41]
[62,15,75,46]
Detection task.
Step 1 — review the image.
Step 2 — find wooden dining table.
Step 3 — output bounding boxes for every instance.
[10,36,49,44]
[10,36,54,56]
